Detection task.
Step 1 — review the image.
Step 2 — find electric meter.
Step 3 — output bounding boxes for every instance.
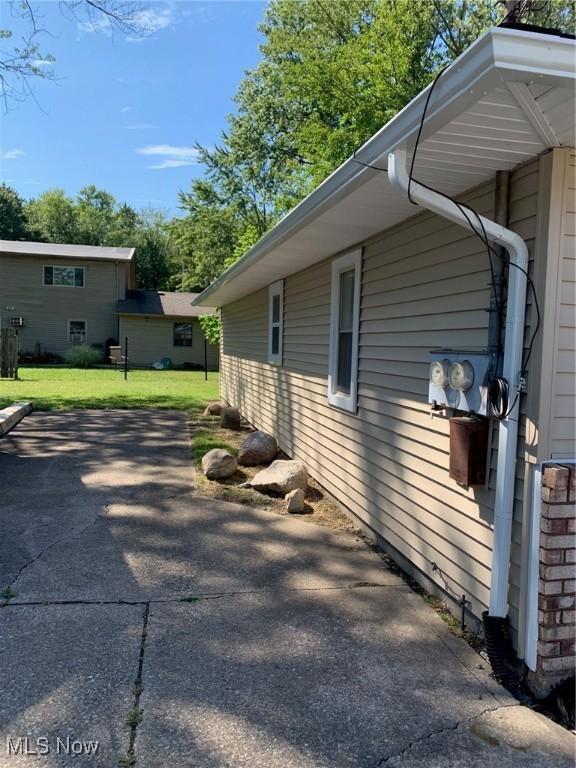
[429,359,450,389]
[448,360,474,392]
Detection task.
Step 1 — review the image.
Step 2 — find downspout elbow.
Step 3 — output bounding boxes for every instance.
[388,149,529,620]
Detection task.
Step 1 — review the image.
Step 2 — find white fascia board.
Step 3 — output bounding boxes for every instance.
[192,28,575,307]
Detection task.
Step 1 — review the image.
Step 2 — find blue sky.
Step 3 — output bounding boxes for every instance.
[0,1,267,214]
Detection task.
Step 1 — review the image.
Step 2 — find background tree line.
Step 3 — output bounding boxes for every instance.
[2,0,573,295]
[0,183,173,290]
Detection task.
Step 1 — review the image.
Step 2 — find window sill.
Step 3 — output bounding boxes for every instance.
[327,391,357,414]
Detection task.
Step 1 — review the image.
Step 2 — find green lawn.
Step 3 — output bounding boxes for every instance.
[0,367,219,411]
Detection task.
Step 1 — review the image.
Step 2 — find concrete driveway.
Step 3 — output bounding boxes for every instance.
[0,410,572,767]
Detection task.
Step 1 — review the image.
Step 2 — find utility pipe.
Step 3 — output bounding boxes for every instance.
[388,150,529,618]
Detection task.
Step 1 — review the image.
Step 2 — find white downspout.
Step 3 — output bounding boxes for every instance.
[388,150,529,618]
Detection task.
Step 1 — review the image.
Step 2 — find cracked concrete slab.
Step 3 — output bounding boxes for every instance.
[3,410,396,602]
[381,704,574,767]
[0,409,194,588]
[1,409,573,767]
[137,589,522,768]
[0,603,143,767]
[10,495,399,601]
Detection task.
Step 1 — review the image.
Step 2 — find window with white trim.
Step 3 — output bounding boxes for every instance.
[268,280,284,365]
[328,249,362,413]
[174,322,193,347]
[44,265,85,287]
[68,320,87,345]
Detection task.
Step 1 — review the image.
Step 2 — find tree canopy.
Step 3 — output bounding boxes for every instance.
[172,0,574,294]
[3,1,574,297]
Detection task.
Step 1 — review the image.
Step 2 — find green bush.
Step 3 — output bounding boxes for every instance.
[65,345,102,369]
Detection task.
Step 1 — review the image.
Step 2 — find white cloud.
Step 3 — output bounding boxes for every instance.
[130,8,172,34]
[33,59,54,68]
[2,149,25,160]
[77,16,112,35]
[136,144,201,170]
[146,159,197,170]
[120,106,132,114]
[79,6,173,41]
[24,179,41,185]
[123,124,158,131]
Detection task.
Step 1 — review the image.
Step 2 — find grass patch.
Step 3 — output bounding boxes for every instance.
[190,429,238,464]
[125,708,143,728]
[0,586,16,601]
[0,367,219,411]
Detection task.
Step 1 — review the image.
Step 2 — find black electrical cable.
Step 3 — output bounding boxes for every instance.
[488,377,509,420]
[408,66,448,205]
[351,60,543,422]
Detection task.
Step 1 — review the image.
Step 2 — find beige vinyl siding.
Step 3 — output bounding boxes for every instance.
[118,315,219,369]
[222,166,543,641]
[553,150,575,458]
[527,148,576,462]
[0,254,130,356]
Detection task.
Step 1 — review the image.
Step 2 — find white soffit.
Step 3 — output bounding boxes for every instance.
[194,27,575,307]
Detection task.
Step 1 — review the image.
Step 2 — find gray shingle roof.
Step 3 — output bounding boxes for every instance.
[117,290,214,318]
[0,239,134,261]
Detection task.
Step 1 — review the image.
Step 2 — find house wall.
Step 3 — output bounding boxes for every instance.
[0,254,130,357]
[118,315,219,369]
[220,161,542,642]
[553,150,576,459]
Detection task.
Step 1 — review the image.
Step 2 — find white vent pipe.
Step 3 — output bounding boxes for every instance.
[388,150,529,618]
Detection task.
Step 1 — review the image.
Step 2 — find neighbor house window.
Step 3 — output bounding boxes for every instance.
[44,265,85,287]
[174,322,193,347]
[68,320,87,345]
[328,249,362,413]
[268,280,284,365]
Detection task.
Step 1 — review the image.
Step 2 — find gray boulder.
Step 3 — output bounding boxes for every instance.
[285,488,306,513]
[221,407,241,430]
[238,431,278,466]
[202,449,238,480]
[250,460,308,495]
[204,401,226,416]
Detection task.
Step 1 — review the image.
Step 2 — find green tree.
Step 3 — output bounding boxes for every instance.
[0,184,28,240]
[178,0,575,292]
[169,181,242,292]
[133,209,172,290]
[75,185,116,245]
[106,203,140,247]
[24,189,78,243]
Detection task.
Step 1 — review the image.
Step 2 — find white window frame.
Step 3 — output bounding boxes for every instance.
[68,319,87,345]
[268,280,284,365]
[327,249,362,413]
[43,265,85,288]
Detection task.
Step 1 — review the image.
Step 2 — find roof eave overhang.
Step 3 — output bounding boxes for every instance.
[192,27,575,307]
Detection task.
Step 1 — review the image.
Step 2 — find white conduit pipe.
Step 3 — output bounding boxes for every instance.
[388,150,529,618]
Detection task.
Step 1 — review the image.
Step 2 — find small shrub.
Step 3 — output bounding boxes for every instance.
[65,345,102,369]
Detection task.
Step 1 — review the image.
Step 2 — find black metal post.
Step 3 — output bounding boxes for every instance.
[204,335,208,381]
[124,336,128,381]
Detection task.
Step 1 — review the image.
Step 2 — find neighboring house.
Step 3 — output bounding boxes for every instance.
[117,290,219,369]
[0,240,135,357]
[0,240,218,368]
[193,27,575,696]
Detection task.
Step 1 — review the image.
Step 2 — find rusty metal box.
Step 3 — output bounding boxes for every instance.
[449,417,489,486]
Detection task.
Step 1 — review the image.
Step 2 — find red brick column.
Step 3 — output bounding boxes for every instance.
[531,464,575,696]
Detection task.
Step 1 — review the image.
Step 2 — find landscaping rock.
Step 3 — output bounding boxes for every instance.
[202,449,238,480]
[203,401,226,417]
[221,407,241,430]
[285,488,305,513]
[238,431,278,466]
[249,460,308,495]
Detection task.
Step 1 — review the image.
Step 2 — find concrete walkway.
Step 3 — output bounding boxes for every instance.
[0,411,572,767]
